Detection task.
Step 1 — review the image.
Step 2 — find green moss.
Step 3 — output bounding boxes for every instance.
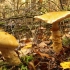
[20,55,34,64]
[0,21,5,25]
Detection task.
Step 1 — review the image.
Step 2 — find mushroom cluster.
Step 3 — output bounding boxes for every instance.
[34,11,70,54]
[0,31,21,66]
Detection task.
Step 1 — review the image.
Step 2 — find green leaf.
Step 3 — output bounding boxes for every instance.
[20,65,28,70]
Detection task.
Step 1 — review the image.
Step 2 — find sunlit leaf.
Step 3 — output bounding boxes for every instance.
[60,62,70,69]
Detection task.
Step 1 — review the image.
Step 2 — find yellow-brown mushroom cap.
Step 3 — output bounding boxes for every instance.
[34,11,70,24]
[0,31,19,49]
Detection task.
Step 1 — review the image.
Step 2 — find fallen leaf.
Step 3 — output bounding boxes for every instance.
[60,62,70,69]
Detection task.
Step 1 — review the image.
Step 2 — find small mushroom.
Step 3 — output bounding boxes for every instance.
[34,11,70,54]
[0,31,21,65]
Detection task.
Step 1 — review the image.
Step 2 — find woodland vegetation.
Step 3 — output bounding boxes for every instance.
[0,0,70,70]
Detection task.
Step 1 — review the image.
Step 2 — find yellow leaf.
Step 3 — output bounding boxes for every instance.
[24,42,32,48]
[60,62,70,69]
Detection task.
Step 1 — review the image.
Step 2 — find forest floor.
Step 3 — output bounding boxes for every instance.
[0,41,70,70]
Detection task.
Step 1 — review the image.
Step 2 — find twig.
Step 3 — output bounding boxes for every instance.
[29,61,36,70]
[34,50,52,59]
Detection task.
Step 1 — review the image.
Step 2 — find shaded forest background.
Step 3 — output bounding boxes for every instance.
[0,0,70,39]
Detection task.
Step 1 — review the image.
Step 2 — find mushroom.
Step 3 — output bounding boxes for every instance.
[0,31,21,66]
[34,11,70,54]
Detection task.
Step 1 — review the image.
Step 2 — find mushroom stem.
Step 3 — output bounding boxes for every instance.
[1,49,21,66]
[52,23,62,54]
[52,23,59,31]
